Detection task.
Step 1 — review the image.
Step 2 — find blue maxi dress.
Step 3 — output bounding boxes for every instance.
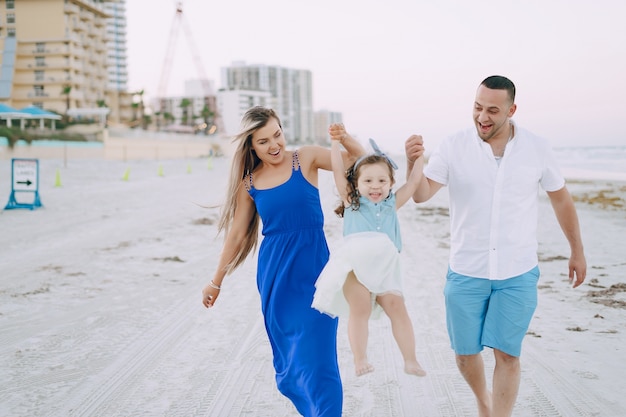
[247,151,343,417]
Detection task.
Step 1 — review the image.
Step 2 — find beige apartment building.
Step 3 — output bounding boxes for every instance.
[0,0,132,125]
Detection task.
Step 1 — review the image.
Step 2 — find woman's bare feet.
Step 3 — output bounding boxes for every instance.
[355,360,374,376]
[404,360,427,377]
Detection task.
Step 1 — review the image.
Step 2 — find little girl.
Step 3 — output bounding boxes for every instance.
[312,128,427,377]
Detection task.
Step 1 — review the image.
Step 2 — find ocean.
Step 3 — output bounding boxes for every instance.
[554,146,626,181]
[1,139,624,182]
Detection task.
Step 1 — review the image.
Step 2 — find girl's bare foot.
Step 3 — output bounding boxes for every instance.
[355,360,374,376]
[404,361,427,377]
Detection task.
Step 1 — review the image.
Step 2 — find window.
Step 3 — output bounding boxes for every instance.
[35,57,46,67]
[7,0,15,10]
[35,70,44,81]
[34,85,45,97]
[7,27,16,37]
[7,13,15,24]
[35,43,46,53]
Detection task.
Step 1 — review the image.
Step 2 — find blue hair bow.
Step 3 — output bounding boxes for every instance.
[353,138,398,171]
[369,138,398,169]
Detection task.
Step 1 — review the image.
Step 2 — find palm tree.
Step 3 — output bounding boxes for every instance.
[62,85,72,124]
[201,104,214,135]
[131,102,139,125]
[136,90,146,129]
[130,90,146,129]
[180,98,192,126]
[154,111,162,130]
[97,99,108,127]
[163,112,174,126]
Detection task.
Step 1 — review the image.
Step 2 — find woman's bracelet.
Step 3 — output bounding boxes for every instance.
[208,280,221,290]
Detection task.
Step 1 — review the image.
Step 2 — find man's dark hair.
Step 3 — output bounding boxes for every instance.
[481,75,516,103]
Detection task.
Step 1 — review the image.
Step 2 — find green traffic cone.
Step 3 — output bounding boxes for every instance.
[54,169,62,187]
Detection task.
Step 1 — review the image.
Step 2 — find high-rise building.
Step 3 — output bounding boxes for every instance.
[0,0,132,125]
[217,88,274,137]
[313,110,343,146]
[103,0,127,92]
[221,62,314,144]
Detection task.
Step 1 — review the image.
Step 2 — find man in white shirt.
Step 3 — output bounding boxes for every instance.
[405,75,586,417]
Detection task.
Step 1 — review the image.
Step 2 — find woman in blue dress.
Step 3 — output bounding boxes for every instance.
[202,107,364,416]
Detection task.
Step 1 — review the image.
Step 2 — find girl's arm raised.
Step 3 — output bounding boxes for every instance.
[395,154,424,209]
[331,123,365,169]
[308,124,365,172]
[331,140,350,204]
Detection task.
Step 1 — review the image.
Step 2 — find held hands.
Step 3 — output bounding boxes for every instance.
[405,134,425,163]
[329,123,351,143]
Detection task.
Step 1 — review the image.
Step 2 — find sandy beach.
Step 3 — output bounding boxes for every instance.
[1,139,625,416]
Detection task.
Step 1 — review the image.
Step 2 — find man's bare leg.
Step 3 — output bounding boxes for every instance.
[456,353,492,417]
[491,349,520,417]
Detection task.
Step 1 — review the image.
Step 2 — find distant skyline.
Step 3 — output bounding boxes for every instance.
[126,0,626,153]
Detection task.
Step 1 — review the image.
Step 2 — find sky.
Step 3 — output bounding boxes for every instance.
[125,0,626,153]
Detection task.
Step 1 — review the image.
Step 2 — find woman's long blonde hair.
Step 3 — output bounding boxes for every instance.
[219,106,282,274]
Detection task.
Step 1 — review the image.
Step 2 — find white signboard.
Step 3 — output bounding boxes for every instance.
[4,158,43,210]
[12,158,38,191]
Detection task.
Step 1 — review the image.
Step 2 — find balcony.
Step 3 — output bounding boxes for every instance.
[94,42,107,53]
[79,10,94,22]
[69,75,85,86]
[67,47,85,58]
[64,3,79,15]
[27,91,50,98]
[73,22,87,33]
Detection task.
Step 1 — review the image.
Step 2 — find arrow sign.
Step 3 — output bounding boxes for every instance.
[5,158,43,210]
[12,159,38,191]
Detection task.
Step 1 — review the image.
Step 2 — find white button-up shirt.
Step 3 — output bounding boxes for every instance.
[424,121,565,280]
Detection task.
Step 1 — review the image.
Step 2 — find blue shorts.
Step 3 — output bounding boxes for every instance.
[444,266,540,357]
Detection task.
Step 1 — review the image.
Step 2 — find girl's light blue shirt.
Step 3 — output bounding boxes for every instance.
[343,193,401,252]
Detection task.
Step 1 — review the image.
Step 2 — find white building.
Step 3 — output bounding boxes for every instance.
[220,62,314,144]
[103,0,128,92]
[217,89,274,137]
[313,110,343,146]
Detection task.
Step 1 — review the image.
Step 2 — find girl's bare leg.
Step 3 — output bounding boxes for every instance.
[377,293,426,376]
[343,272,374,376]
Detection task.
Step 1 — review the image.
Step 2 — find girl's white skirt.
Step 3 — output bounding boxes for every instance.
[312,231,403,319]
